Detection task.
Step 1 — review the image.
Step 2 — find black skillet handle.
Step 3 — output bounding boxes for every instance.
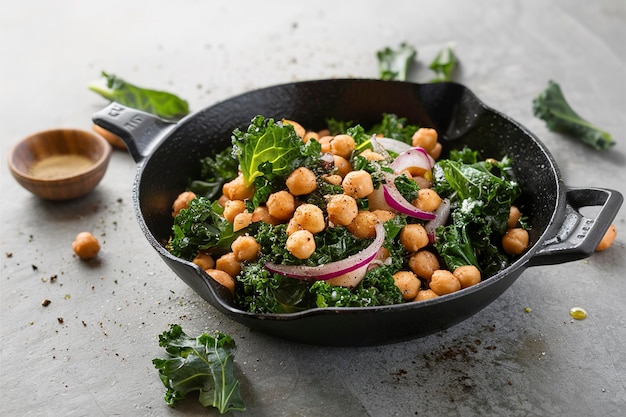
[528,187,622,266]
[92,102,175,163]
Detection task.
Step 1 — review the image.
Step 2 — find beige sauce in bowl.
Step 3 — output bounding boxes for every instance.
[29,155,94,179]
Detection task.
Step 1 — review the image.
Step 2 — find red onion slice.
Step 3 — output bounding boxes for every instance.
[425,198,451,243]
[265,222,386,281]
[382,179,436,220]
[373,137,412,155]
[390,146,435,174]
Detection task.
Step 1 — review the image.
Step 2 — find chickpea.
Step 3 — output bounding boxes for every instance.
[502,228,530,255]
[414,188,442,213]
[223,199,246,223]
[360,149,385,161]
[323,174,343,185]
[411,128,438,152]
[233,211,253,231]
[303,131,319,144]
[333,155,352,177]
[319,136,333,153]
[408,250,440,280]
[231,235,261,262]
[282,119,305,138]
[72,231,101,260]
[286,230,316,259]
[329,134,356,159]
[429,270,461,296]
[399,224,429,252]
[172,191,196,217]
[192,251,214,270]
[428,142,443,160]
[223,174,254,201]
[342,170,374,199]
[346,211,379,239]
[413,289,439,302]
[596,224,617,251]
[317,129,330,137]
[289,204,325,234]
[251,206,280,225]
[393,271,421,300]
[286,167,317,196]
[453,265,481,288]
[205,269,235,294]
[372,209,395,223]
[217,194,230,208]
[266,190,295,221]
[507,206,522,228]
[216,252,241,278]
[327,194,358,226]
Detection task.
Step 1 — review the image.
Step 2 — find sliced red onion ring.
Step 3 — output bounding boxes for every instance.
[382,178,436,220]
[265,222,386,281]
[390,146,435,174]
[373,137,412,155]
[425,198,451,243]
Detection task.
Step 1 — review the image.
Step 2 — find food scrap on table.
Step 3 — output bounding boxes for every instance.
[72,231,101,260]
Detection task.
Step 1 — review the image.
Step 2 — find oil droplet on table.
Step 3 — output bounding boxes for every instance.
[569,307,587,320]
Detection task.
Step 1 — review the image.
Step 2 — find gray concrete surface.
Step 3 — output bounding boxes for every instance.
[2,1,625,416]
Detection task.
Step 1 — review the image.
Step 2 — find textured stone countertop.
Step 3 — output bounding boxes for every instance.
[2,1,625,416]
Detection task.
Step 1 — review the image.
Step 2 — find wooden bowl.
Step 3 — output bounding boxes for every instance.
[7,128,112,200]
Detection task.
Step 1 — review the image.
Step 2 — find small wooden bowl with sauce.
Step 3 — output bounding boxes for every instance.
[8,128,112,200]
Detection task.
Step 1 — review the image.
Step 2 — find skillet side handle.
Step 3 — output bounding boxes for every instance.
[92,102,175,163]
[528,187,623,267]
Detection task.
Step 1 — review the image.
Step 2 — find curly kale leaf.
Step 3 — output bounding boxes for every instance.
[189,146,239,200]
[369,113,420,145]
[167,197,237,261]
[234,224,315,313]
[235,219,405,313]
[236,262,314,313]
[232,116,307,186]
[312,221,405,308]
[433,151,521,275]
[326,118,355,135]
[152,324,245,414]
[429,46,458,82]
[377,43,417,81]
[232,116,321,206]
[533,80,614,150]
[394,174,420,203]
[89,71,189,120]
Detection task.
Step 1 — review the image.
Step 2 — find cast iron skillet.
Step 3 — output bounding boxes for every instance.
[93,79,622,346]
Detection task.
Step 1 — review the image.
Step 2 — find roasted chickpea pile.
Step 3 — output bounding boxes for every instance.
[171,118,534,304]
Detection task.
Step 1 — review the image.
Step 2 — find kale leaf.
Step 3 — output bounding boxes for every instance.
[312,218,406,308]
[189,146,239,200]
[234,219,406,313]
[232,116,321,206]
[429,46,458,82]
[167,197,238,261]
[433,149,521,275]
[232,116,304,186]
[368,113,419,145]
[394,174,420,202]
[89,71,189,120]
[377,43,417,81]
[532,80,614,150]
[152,324,245,414]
